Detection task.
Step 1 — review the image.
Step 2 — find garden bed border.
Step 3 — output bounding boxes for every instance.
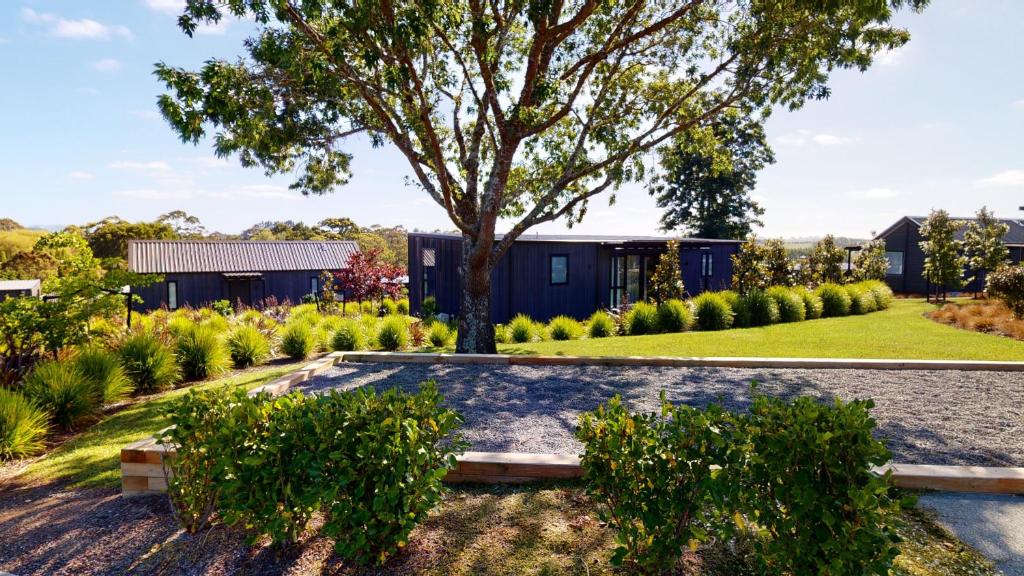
[121,351,1024,496]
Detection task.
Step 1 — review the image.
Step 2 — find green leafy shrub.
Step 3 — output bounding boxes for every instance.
[493,323,508,344]
[119,332,181,393]
[211,299,234,317]
[860,280,894,310]
[737,395,901,575]
[0,387,50,460]
[718,290,740,309]
[22,360,98,431]
[396,298,410,315]
[381,298,399,316]
[421,296,439,318]
[586,310,616,338]
[547,315,583,340]
[987,264,1024,317]
[766,287,806,323]
[508,314,536,343]
[738,290,780,327]
[692,292,734,331]
[331,318,367,351]
[845,284,878,315]
[226,325,272,368]
[74,347,133,404]
[281,322,315,360]
[376,316,410,351]
[795,287,824,319]
[176,325,231,381]
[576,395,738,572]
[360,301,375,315]
[624,302,659,335]
[815,283,852,317]
[427,322,452,347]
[655,299,693,332]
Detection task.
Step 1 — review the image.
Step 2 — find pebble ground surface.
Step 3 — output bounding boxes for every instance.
[299,362,1024,466]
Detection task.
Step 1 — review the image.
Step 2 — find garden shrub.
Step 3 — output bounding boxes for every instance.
[548,315,583,340]
[795,287,824,320]
[656,299,693,332]
[766,287,806,323]
[576,394,739,572]
[692,292,734,331]
[360,315,382,348]
[845,284,878,315]
[508,314,536,343]
[0,387,50,460]
[331,318,367,351]
[987,264,1024,317]
[22,360,98,431]
[199,313,230,335]
[211,299,234,317]
[718,290,740,309]
[421,296,439,318]
[360,301,375,315]
[75,347,133,404]
[737,395,901,575]
[376,316,410,351]
[739,290,780,327]
[624,302,659,335]
[281,322,316,359]
[587,310,616,338]
[396,298,410,315]
[861,280,894,310]
[176,325,231,381]
[493,323,509,344]
[381,298,399,316]
[427,322,452,347]
[166,315,197,339]
[226,325,272,368]
[731,296,752,328]
[815,283,852,317]
[119,332,181,393]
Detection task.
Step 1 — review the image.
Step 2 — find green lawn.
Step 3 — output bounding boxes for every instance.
[499,298,1024,360]
[15,360,308,489]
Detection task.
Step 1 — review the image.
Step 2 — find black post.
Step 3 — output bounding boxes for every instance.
[125,287,132,329]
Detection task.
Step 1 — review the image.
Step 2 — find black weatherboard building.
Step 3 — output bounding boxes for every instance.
[128,240,359,311]
[408,233,742,323]
[875,216,1024,294]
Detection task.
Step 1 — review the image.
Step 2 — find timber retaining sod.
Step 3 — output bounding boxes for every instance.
[121,351,1024,497]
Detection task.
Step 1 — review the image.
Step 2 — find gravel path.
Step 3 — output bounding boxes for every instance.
[298,363,1024,466]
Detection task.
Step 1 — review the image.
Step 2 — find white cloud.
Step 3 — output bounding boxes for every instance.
[775,129,857,147]
[108,160,171,171]
[974,169,1024,189]
[876,46,906,67]
[68,171,96,181]
[144,0,186,14]
[847,187,901,199]
[145,0,231,34]
[1012,99,1024,110]
[811,133,856,146]
[112,189,194,200]
[91,58,121,72]
[22,8,132,40]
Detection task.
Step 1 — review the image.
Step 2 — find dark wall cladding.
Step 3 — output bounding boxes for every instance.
[133,270,329,312]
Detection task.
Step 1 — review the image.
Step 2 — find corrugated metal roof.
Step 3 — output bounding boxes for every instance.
[128,240,360,274]
[409,232,744,244]
[0,279,41,291]
[880,216,1024,246]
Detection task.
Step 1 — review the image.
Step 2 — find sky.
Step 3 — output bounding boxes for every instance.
[0,1,1022,238]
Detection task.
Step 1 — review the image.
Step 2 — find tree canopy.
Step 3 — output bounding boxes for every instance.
[963,206,1009,286]
[919,209,965,299]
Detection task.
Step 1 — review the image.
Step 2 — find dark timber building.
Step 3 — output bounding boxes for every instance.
[128,240,359,311]
[408,233,742,323]
[875,216,1024,294]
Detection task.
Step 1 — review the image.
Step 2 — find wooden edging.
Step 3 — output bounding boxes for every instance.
[338,351,1024,372]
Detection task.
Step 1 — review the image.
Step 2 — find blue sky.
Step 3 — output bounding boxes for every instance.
[1,1,1022,238]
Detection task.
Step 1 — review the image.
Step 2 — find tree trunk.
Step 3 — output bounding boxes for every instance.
[456,234,497,354]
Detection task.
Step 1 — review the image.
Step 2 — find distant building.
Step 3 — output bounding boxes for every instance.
[0,279,41,301]
[128,240,359,311]
[408,233,742,323]
[875,216,1024,294]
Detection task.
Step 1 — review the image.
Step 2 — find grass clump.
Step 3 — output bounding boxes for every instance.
[735,290,780,327]
[587,311,617,338]
[846,284,878,315]
[226,325,272,368]
[625,302,659,335]
[692,292,734,331]
[766,287,806,323]
[509,314,536,343]
[281,322,316,360]
[381,298,399,315]
[656,299,693,333]
[427,322,453,347]
[74,347,133,405]
[377,316,410,350]
[816,283,852,317]
[548,315,584,341]
[22,361,98,431]
[0,387,50,460]
[331,318,367,351]
[119,332,181,394]
[795,287,824,320]
[176,325,231,381]
[861,280,894,310]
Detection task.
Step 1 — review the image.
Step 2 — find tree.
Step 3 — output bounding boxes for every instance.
[731,237,767,294]
[649,240,683,303]
[987,264,1024,318]
[156,0,925,352]
[82,217,178,261]
[962,206,1009,294]
[0,251,58,282]
[761,239,792,287]
[919,209,966,302]
[853,238,889,281]
[158,210,207,238]
[800,235,846,286]
[652,112,771,239]
[0,218,22,231]
[334,247,405,312]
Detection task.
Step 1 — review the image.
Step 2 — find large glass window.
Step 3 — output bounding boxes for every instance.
[422,248,436,297]
[626,255,641,304]
[311,276,319,297]
[167,281,178,310]
[550,255,569,285]
[701,252,713,277]
[885,251,904,275]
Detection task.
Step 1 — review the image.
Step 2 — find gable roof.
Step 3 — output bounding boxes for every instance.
[128,240,360,274]
[876,216,1024,246]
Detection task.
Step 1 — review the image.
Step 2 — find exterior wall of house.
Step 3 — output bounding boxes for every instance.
[408,234,739,323]
[132,270,329,311]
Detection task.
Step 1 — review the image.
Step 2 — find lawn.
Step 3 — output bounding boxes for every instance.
[10,360,308,489]
[499,298,1024,360]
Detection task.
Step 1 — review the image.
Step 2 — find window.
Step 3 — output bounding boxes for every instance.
[167,281,178,310]
[610,256,626,307]
[550,255,569,285]
[701,252,713,277]
[422,248,436,267]
[885,251,904,275]
[422,248,436,296]
[311,276,319,297]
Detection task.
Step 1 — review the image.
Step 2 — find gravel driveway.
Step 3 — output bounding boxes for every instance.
[298,363,1024,466]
